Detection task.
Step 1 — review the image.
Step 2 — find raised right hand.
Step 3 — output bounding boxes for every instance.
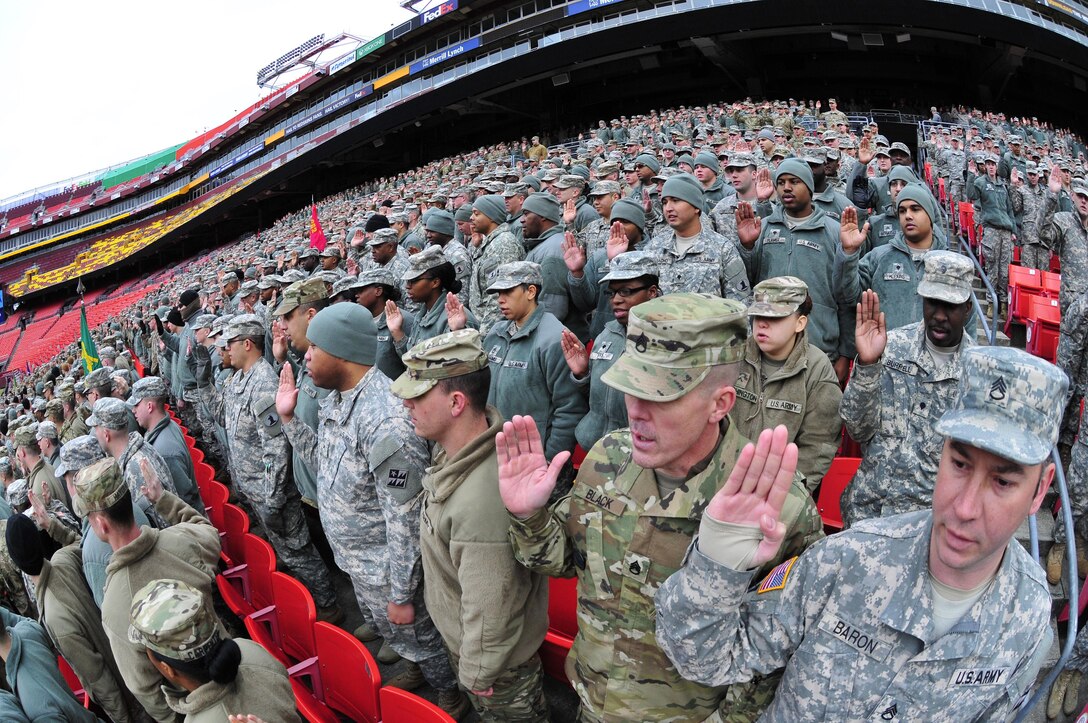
[560,329,589,378]
[839,206,868,255]
[275,362,298,422]
[497,416,571,518]
[735,202,761,248]
[855,289,887,365]
[1050,162,1063,193]
[562,231,586,275]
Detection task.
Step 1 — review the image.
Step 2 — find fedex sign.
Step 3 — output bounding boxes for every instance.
[421,0,458,24]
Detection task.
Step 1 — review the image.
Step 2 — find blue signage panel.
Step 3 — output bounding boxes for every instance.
[408,37,480,75]
[566,0,625,16]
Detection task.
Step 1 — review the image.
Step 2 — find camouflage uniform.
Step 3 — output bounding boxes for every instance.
[507,294,824,723]
[283,367,457,690]
[577,216,611,258]
[59,409,89,444]
[1009,177,1048,271]
[966,168,1016,303]
[1037,188,1088,316]
[840,321,974,526]
[468,224,525,334]
[439,238,473,306]
[209,339,337,610]
[643,226,751,302]
[1054,289,1088,549]
[655,511,1051,721]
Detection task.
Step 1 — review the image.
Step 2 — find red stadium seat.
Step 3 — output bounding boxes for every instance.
[290,621,381,723]
[817,457,861,533]
[218,532,276,618]
[245,571,317,665]
[219,503,249,567]
[379,687,455,723]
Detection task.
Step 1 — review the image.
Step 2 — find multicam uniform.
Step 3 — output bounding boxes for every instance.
[508,424,823,723]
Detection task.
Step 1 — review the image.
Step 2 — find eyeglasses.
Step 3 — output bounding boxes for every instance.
[604,285,651,299]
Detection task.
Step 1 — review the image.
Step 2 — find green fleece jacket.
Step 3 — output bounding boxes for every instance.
[420,408,549,691]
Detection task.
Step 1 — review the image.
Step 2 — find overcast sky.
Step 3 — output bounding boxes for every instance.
[0,1,419,203]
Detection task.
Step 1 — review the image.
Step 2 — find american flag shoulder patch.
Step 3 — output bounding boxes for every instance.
[757,556,798,594]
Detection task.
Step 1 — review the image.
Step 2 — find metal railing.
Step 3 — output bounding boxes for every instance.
[956,237,999,346]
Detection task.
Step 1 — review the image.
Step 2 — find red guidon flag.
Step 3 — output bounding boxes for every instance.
[309,203,327,252]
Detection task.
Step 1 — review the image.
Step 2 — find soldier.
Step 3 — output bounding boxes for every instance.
[129,376,202,514]
[1037,161,1088,317]
[840,252,976,526]
[207,315,340,621]
[58,387,89,443]
[966,153,1017,308]
[561,251,660,452]
[275,303,467,718]
[693,150,729,208]
[483,262,586,470]
[35,419,60,468]
[89,397,178,530]
[644,173,750,302]
[392,330,550,722]
[555,175,600,233]
[12,425,69,512]
[130,579,299,722]
[386,245,477,364]
[1010,161,1050,271]
[734,277,842,490]
[736,159,850,377]
[656,346,1065,722]
[467,194,526,334]
[504,183,528,243]
[803,147,852,221]
[579,180,622,256]
[838,183,952,331]
[709,152,774,246]
[497,293,823,723]
[521,192,574,328]
[820,97,848,128]
[79,457,221,723]
[423,209,472,306]
[5,514,146,723]
[0,588,99,722]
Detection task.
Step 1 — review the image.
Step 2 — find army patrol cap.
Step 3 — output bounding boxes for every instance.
[320,246,342,259]
[934,347,1068,465]
[889,142,911,155]
[331,275,367,299]
[73,458,128,517]
[191,314,217,330]
[0,458,9,475]
[486,261,544,293]
[595,161,621,177]
[238,280,259,298]
[599,250,659,284]
[129,376,168,407]
[7,480,28,507]
[367,228,399,247]
[218,314,265,345]
[87,397,130,430]
[602,293,748,402]
[553,175,586,190]
[726,152,757,169]
[35,421,58,441]
[391,329,489,400]
[12,425,38,448]
[589,180,622,196]
[272,279,327,317]
[54,435,107,478]
[916,250,974,304]
[874,146,892,158]
[403,245,448,282]
[45,399,64,418]
[748,277,810,318]
[128,579,221,662]
[802,147,828,165]
[84,367,114,392]
[207,315,234,339]
[281,269,307,283]
[1025,161,1039,174]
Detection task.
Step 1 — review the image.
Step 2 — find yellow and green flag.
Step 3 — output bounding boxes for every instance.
[80,304,100,374]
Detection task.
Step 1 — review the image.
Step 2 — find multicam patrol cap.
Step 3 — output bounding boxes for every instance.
[12,425,39,448]
[128,579,220,662]
[54,434,107,478]
[916,251,974,305]
[72,458,128,517]
[934,346,1068,465]
[598,250,659,284]
[87,397,130,430]
[403,245,448,282]
[486,261,544,293]
[273,279,327,317]
[602,293,748,402]
[748,276,810,318]
[390,329,489,400]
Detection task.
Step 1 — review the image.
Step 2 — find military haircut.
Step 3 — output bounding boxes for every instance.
[436,366,492,413]
[697,361,742,397]
[97,488,135,527]
[293,297,331,318]
[150,639,242,685]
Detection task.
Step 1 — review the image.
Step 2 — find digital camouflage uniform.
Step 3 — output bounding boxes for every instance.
[1054,289,1088,549]
[840,321,974,526]
[284,367,457,690]
[439,238,473,306]
[966,170,1016,304]
[210,346,337,610]
[469,224,526,334]
[643,226,751,302]
[1010,179,1049,271]
[656,512,1051,722]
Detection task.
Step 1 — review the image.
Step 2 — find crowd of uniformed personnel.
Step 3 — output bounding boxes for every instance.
[0,95,1084,722]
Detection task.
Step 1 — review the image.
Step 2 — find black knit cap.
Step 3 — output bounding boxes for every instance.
[365,214,390,232]
[6,514,43,576]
